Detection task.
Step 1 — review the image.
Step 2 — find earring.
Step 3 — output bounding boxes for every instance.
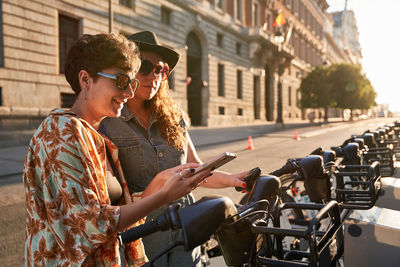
[84,87,87,100]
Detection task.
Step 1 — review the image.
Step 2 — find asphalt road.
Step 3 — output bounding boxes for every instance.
[193,118,395,204]
[0,117,395,266]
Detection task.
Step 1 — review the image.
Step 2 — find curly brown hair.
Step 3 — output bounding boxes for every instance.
[65,33,140,95]
[148,80,187,151]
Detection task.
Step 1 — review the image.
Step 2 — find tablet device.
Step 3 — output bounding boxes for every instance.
[193,152,237,174]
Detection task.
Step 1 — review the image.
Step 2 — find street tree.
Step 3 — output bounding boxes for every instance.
[299,63,377,121]
[328,63,376,119]
[299,66,333,122]
[355,75,376,111]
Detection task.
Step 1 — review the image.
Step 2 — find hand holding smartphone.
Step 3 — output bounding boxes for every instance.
[193,152,237,175]
[235,167,262,192]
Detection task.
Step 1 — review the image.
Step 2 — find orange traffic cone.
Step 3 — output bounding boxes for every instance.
[247,136,255,150]
[294,129,300,140]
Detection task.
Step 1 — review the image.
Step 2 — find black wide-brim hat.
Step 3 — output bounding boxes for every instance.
[128,31,181,72]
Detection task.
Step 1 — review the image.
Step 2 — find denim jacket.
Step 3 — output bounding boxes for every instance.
[99,105,194,217]
[100,105,200,266]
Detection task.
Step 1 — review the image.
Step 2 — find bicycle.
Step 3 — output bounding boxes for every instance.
[122,171,343,267]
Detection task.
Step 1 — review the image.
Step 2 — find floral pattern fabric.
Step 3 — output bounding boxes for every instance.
[23,109,147,266]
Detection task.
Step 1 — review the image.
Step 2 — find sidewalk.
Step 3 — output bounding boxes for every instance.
[0,118,347,181]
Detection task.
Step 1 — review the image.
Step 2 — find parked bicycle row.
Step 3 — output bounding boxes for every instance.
[122,120,400,267]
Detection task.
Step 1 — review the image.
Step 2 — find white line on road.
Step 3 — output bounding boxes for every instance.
[301,124,350,138]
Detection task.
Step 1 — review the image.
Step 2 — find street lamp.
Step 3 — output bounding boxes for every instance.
[274,30,285,44]
[275,29,284,124]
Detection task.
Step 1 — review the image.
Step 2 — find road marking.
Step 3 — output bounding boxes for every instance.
[301,124,350,138]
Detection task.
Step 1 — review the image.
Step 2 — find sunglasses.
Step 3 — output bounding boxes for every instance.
[139,60,170,80]
[97,72,140,93]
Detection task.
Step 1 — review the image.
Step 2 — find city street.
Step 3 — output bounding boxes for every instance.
[193,118,396,203]
[0,0,399,265]
[0,117,396,266]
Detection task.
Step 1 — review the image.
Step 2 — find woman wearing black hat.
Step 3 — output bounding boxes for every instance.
[100,31,249,266]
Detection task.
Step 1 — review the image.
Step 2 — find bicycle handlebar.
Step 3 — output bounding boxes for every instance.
[121,220,161,244]
[270,159,300,177]
[121,203,181,244]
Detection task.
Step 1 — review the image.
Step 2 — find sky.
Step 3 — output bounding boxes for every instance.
[326,0,400,111]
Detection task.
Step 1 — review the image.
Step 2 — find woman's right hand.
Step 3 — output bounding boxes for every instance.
[158,163,211,203]
[118,163,211,231]
[153,163,200,184]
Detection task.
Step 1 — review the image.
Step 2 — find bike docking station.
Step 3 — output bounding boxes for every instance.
[341,160,400,266]
[374,176,400,211]
[119,121,400,267]
[343,206,400,267]
[331,124,400,267]
[329,158,400,266]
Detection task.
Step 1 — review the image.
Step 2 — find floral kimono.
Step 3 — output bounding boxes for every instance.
[23,109,147,266]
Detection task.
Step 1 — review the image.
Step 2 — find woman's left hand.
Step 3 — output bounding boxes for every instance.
[199,170,249,189]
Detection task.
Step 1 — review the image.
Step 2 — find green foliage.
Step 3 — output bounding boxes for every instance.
[299,63,376,110]
[299,66,332,108]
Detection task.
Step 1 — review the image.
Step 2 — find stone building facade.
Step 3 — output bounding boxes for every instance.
[0,0,357,139]
[331,10,362,64]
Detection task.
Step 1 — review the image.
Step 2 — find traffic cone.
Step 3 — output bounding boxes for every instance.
[247,136,255,150]
[294,129,300,140]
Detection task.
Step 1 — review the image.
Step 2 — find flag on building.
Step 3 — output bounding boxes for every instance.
[273,13,286,27]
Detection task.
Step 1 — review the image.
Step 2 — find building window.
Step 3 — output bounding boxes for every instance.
[253,75,260,119]
[59,14,80,73]
[218,63,225,96]
[305,9,310,28]
[252,2,259,27]
[168,72,174,90]
[300,39,305,61]
[161,6,171,25]
[235,0,242,21]
[306,42,310,64]
[293,0,299,15]
[215,0,223,9]
[0,1,4,68]
[319,24,323,39]
[294,34,300,57]
[119,0,134,8]
[288,86,292,106]
[311,47,316,66]
[237,108,243,116]
[236,42,241,55]
[237,69,242,99]
[61,93,77,108]
[217,33,224,47]
[299,1,304,21]
[218,106,225,115]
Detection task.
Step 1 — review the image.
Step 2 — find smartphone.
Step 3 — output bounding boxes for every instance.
[193,152,237,174]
